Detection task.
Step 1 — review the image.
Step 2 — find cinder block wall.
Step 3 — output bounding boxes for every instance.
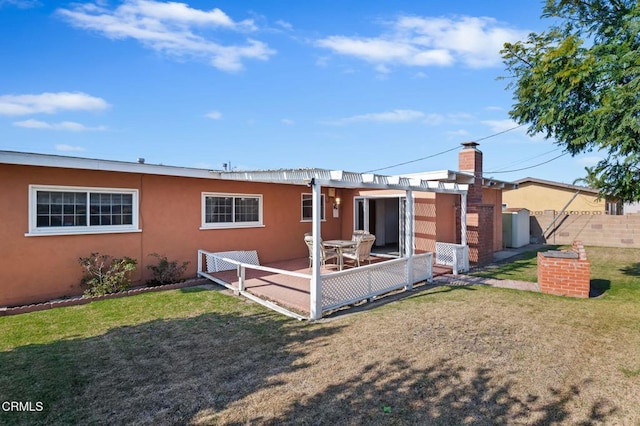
[537,241,590,298]
[531,212,640,248]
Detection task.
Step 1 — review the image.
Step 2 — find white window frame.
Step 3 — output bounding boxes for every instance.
[201,192,264,229]
[27,184,140,236]
[301,193,326,222]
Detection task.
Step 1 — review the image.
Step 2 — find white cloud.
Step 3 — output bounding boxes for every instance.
[55,144,86,152]
[13,119,107,132]
[331,109,426,125]
[482,119,522,133]
[281,118,294,125]
[0,0,40,8]
[446,112,476,124]
[317,15,526,70]
[446,129,470,137]
[576,156,602,166]
[423,113,444,125]
[0,92,109,116]
[482,119,547,141]
[205,110,222,120]
[317,36,452,67]
[275,20,292,31]
[57,1,275,72]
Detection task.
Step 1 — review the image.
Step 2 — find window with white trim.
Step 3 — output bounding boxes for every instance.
[301,193,325,221]
[202,193,263,228]
[28,185,139,235]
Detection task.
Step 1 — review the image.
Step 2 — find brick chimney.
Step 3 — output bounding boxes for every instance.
[458,141,494,265]
[459,141,483,205]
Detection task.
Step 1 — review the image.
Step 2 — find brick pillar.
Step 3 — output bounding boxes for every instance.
[459,141,493,265]
[459,141,483,205]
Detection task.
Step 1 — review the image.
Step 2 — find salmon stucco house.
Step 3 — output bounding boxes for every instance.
[0,142,514,317]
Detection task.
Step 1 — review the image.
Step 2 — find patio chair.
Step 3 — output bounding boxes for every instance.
[304,235,339,269]
[352,230,371,240]
[343,234,376,267]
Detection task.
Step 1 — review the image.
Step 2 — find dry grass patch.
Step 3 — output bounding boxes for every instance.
[1,247,640,425]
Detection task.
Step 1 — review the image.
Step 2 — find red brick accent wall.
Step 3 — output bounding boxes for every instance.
[466,205,494,265]
[537,241,590,298]
[458,144,495,265]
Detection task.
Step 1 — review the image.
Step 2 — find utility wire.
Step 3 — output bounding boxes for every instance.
[364,146,460,173]
[489,147,562,172]
[364,123,526,173]
[475,123,526,142]
[485,152,569,174]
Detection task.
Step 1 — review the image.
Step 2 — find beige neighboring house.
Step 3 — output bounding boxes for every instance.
[502,177,616,213]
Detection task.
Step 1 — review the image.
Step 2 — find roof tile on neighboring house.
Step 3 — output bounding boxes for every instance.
[511,177,599,195]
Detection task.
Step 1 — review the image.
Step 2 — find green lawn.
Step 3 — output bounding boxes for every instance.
[471,245,640,299]
[1,246,639,425]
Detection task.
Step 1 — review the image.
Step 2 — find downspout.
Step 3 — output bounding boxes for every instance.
[460,190,468,274]
[404,190,414,290]
[309,178,322,320]
[460,191,467,247]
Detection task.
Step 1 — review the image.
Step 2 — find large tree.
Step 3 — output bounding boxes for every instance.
[502,0,640,201]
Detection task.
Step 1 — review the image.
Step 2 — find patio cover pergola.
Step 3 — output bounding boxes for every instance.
[211,168,470,320]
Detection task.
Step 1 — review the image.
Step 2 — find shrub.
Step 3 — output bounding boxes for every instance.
[146,253,190,286]
[78,253,137,297]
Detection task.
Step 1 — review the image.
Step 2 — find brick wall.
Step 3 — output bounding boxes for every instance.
[537,241,590,298]
[531,211,640,248]
[458,142,495,266]
[466,205,494,265]
[459,144,483,205]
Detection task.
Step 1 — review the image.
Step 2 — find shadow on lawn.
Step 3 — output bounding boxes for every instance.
[256,358,618,425]
[620,262,640,277]
[0,309,345,425]
[590,279,611,297]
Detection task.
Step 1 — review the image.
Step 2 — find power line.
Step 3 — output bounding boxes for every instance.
[476,123,526,142]
[485,152,569,174]
[364,123,526,173]
[490,147,562,172]
[364,146,460,173]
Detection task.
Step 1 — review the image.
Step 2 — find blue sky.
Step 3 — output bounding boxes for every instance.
[0,0,601,184]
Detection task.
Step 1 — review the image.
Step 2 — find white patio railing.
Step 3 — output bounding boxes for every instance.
[197,250,434,319]
[435,242,469,274]
[197,250,311,320]
[320,253,433,313]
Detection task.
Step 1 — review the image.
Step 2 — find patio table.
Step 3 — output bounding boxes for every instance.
[323,239,356,271]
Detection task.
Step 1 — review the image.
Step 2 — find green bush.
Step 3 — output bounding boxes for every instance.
[146,253,190,286]
[78,253,137,296]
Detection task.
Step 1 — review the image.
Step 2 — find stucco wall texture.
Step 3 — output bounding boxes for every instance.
[1,149,505,307]
[1,164,345,306]
[503,182,605,212]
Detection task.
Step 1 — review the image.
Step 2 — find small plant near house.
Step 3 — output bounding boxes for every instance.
[78,253,137,297]
[146,253,190,286]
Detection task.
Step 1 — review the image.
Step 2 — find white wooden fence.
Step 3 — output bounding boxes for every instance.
[435,242,469,274]
[320,253,433,313]
[197,250,434,319]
